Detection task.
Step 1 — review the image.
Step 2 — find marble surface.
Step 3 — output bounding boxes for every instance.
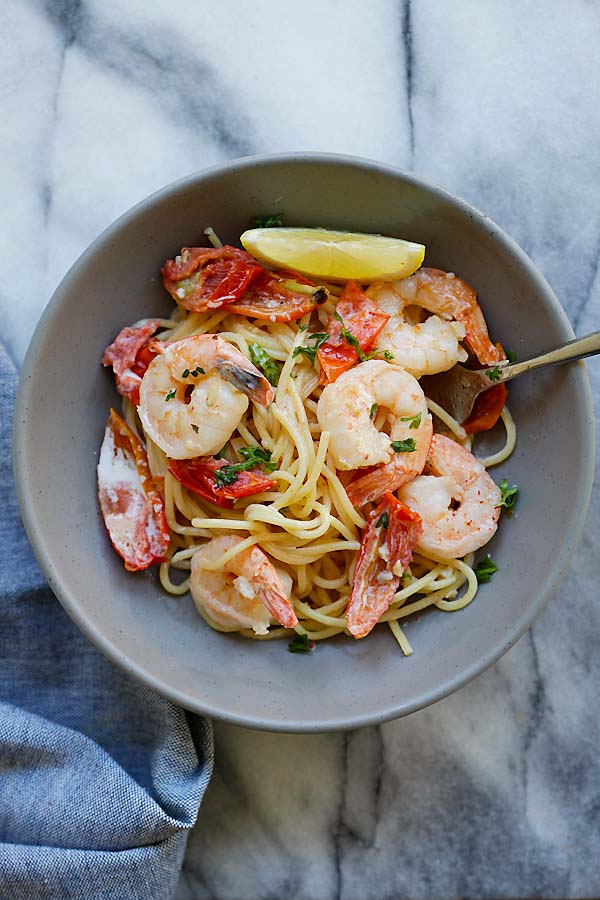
[3,1,600,897]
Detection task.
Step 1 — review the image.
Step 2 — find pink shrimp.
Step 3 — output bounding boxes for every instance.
[190,535,298,635]
[317,359,433,508]
[138,334,274,459]
[398,434,502,560]
[369,268,504,366]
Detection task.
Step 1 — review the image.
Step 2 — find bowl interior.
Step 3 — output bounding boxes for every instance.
[14,155,595,731]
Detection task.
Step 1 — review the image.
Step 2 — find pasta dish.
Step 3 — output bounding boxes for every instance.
[98,223,517,656]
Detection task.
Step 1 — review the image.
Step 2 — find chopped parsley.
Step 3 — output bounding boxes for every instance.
[333,311,366,360]
[251,213,283,228]
[474,556,498,583]
[486,365,501,382]
[165,389,176,401]
[370,403,379,421]
[181,366,205,378]
[506,348,516,363]
[293,332,330,366]
[496,478,519,515]
[239,445,275,466]
[375,511,389,529]
[400,412,422,429]
[288,633,315,653]
[249,342,282,386]
[214,445,277,488]
[391,438,417,453]
[382,349,394,361]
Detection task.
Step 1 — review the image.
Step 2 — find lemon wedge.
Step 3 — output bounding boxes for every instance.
[240,227,425,283]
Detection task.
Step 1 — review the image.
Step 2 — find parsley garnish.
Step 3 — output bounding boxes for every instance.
[400,412,422,429]
[370,403,379,421]
[239,446,275,466]
[331,312,394,364]
[486,365,501,382]
[366,347,393,361]
[293,332,330,366]
[496,478,519,515]
[506,348,516,363]
[375,511,389,529]
[333,311,367,360]
[251,213,283,228]
[391,438,417,453]
[249,342,282,386]
[474,556,498,583]
[165,389,176,401]
[214,445,277,488]
[288,633,315,653]
[181,366,205,378]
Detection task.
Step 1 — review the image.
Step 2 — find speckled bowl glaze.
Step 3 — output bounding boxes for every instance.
[13,154,595,732]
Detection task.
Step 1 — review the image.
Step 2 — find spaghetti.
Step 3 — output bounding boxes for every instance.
[100,230,516,656]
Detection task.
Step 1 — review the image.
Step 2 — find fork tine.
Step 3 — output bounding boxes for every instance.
[420,365,491,424]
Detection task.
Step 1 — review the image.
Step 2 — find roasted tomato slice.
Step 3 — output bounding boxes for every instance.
[225,270,321,322]
[317,281,390,383]
[168,457,276,509]
[345,493,422,639]
[102,320,160,406]
[463,383,508,434]
[130,343,161,378]
[162,245,264,312]
[98,409,170,571]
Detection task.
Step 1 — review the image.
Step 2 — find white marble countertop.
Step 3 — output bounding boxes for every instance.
[4,1,600,897]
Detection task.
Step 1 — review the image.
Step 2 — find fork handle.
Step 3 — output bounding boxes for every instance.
[500,330,600,382]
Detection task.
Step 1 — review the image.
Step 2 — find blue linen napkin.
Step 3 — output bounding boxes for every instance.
[0,341,213,899]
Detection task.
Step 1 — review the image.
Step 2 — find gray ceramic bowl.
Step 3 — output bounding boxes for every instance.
[14,153,595,732]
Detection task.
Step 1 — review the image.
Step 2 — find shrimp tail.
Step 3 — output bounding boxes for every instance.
[346,461,409,508]
[418,268,504,366]
[219,361,274,407]
[243,545,298,628]
[461,307,504,366]
[259,588,299,629]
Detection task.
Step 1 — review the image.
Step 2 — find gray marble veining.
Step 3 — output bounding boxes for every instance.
[2,1,600,897]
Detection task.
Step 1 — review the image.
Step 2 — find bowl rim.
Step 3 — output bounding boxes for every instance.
[13,151,596,732]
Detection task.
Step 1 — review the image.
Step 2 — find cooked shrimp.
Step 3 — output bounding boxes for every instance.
[190,535,297,634]
[138,334,273,459]
[368,268,503,366]
[317,360,433,506]
[367,281,467,377]
[346,493,422,639]
[398,433,501,560]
